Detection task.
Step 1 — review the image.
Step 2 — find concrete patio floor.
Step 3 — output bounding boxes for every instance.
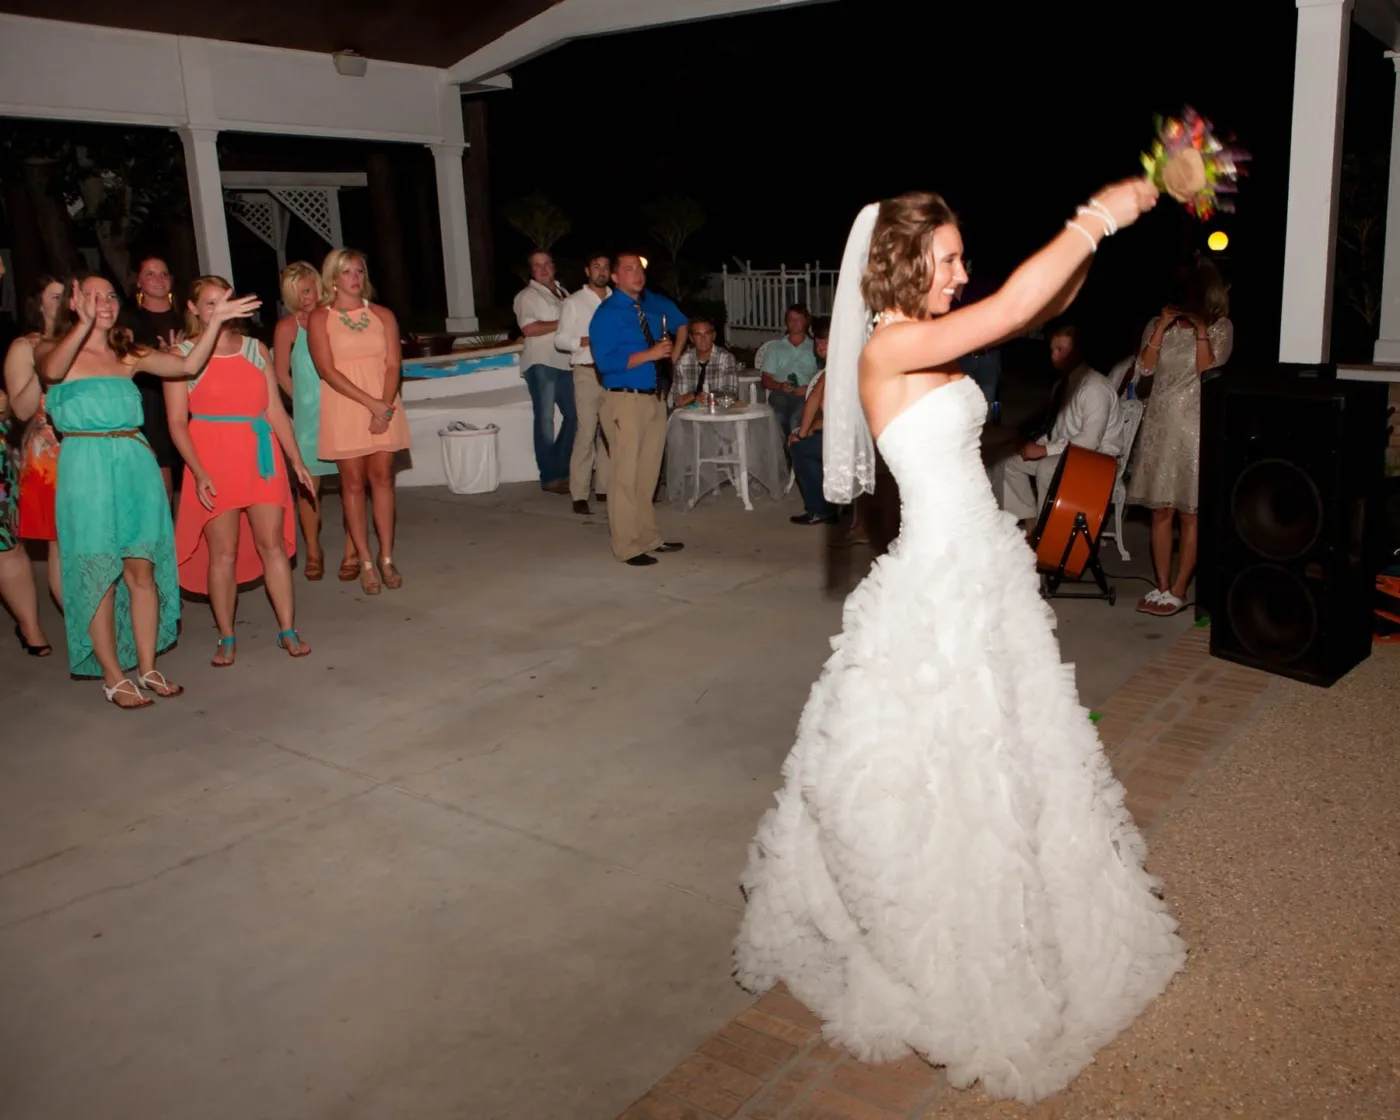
[0,479,1191,1120]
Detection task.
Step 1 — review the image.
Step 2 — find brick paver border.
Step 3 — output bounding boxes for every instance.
[617,625,1273,1120]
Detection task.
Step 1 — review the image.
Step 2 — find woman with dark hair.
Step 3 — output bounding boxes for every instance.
[0,264,56,654]
[735,180,1185,1105]
[118,255,184,499]
[3,274,65,635]
[38,274,259,708]
[1127,258,1234,616]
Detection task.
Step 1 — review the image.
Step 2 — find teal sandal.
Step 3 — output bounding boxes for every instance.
[277,629,311,658]
[211,636,236,667]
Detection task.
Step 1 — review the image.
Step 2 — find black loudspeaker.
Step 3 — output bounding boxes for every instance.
[1199,365,1389,687]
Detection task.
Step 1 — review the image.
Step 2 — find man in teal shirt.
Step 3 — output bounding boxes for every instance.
[761,303,818,437]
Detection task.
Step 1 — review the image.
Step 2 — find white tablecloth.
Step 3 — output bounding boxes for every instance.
[665,403,786,511]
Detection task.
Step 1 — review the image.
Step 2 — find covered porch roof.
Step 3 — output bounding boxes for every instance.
[0,0,826,331]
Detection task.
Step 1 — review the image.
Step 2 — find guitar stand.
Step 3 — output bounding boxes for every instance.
[1036,511,1117,606]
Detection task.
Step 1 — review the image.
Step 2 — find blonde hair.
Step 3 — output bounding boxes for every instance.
[320,248,375,305]
[184,275,245,340]
[280,260,326,314]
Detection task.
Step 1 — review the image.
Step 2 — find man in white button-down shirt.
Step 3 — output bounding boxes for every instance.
[993,324,1125,524]
[513,251,577,493]
[556,253,612,515]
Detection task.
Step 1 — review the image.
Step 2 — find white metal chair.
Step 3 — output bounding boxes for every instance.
[752,339,774,380]
[1100,398,1144,562]
[1105,355,1136,395]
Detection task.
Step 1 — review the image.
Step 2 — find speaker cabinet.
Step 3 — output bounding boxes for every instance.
[1199,366,1388,686]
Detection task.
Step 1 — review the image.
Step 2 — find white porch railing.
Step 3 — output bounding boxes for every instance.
[717,263,839,333]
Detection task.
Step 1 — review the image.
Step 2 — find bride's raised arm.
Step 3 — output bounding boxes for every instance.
[865,178,1159,377]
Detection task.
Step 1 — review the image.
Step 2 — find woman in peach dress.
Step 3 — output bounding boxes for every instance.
[167,276,315,665]
[307,248,410,596]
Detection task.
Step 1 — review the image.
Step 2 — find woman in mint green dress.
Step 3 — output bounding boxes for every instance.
[38,274,260,709]
[272,261,355,582]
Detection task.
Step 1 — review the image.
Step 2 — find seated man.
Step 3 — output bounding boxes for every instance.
[671,316,739,405]
[992,323,1125,527]
[788,317,836,525]
[760,303,818,437]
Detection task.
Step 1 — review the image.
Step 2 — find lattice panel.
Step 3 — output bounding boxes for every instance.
[270,188,336,246]
[229,194,280,253]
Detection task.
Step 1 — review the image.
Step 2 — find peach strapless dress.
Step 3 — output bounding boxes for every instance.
[317,304,411,461]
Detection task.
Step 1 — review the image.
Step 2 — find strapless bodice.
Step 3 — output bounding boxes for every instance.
[874,377,992,542]
[47,376,144,435]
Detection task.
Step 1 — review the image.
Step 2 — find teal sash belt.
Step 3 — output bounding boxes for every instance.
[191,413,275,480]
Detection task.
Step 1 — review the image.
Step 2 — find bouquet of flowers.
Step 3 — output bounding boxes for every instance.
[1141,108,1248,221]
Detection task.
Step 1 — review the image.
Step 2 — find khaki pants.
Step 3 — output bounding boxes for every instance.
[569,365,610,501]
[600,390,667,561]
[992,450,1062,521]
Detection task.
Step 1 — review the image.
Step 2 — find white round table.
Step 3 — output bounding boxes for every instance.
[666,403,786,511]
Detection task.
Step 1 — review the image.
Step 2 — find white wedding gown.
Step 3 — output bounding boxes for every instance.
[734,377,1186,1105]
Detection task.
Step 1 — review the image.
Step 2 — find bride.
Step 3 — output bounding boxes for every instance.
[733,178,1185,1105]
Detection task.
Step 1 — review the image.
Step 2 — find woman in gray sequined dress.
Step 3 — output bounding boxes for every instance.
[1126,261,1233,616]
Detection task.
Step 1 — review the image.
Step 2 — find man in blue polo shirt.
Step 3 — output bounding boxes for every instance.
[589,252,688,566]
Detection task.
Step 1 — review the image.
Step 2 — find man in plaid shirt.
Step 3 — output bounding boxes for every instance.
[671,317,739,406]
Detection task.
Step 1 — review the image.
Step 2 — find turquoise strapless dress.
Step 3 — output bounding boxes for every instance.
[48,377,179,677]
[291,326,337,477]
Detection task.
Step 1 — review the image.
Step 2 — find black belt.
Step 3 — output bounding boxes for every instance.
[607,387,661,396]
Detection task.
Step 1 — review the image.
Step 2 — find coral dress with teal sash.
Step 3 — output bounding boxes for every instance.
[48,376,180,677]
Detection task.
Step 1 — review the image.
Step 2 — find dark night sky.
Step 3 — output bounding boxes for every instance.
[486,0,1396,364]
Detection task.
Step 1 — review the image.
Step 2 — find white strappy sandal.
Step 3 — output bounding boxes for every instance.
[104,679,153,709]
[138,669,184,698]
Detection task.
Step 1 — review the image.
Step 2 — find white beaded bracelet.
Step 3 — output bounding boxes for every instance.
[1083,198,1118,235]
[1076,206,1116,239]
[1065,219,1099,253]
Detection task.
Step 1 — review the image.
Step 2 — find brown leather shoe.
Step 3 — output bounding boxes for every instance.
[572,500,592,515]
[543,479,570,494]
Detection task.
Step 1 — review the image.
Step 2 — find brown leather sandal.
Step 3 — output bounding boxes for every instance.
[304,553,325,581]
[338,557,360,582]
[377,556,403,590]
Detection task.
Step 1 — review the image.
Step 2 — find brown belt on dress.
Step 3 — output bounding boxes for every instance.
[61,429,145,440]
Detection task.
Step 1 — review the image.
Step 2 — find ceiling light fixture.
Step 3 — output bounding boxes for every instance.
[333,50,368,77]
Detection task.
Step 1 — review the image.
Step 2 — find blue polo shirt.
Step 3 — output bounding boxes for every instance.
[589,288,688,391]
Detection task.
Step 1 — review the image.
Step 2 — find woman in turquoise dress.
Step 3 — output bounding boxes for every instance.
[38,274,260,709]
[272,261,355,581]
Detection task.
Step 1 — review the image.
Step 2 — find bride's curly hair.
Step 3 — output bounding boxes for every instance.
[861,192,960,320]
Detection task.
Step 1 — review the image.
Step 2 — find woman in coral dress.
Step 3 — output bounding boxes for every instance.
[307,248,410,597]
[167,276,315,666]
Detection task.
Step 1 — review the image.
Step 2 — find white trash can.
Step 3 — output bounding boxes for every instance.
[439,421,500,494]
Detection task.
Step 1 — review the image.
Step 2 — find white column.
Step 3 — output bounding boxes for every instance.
[1280,0,1352,363]
[178,127,234,283]
[1375,53,1400,363]
[430,143,478,333]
